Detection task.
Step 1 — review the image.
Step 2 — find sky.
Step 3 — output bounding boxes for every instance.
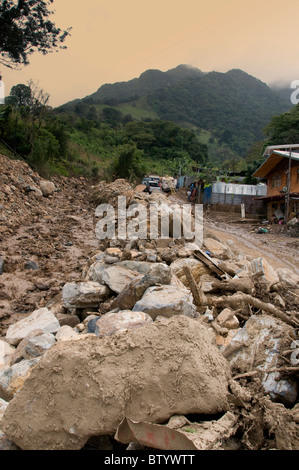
[1,0,299,107]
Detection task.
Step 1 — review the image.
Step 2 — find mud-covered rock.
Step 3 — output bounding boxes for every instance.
[0,315,230,450]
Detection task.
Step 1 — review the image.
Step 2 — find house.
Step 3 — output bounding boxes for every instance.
[253,144,299,222]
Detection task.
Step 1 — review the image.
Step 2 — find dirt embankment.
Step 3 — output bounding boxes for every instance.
[0,154,99,335]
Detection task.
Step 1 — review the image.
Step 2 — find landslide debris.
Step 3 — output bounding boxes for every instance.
[0,159,299,451]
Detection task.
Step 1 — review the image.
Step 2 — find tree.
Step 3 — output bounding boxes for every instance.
[0,0,71,69]
[6,83,32,108]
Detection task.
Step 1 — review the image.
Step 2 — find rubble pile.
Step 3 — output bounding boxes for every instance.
[0,173,299,450]
[0,154,100,331]
[0,154,58,236]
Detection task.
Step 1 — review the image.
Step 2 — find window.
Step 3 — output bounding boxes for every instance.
[272,174,281,188]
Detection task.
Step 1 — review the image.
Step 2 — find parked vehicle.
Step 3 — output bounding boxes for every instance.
[144,180,161,194]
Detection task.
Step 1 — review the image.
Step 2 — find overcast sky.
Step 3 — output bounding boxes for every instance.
[2,0,299,107]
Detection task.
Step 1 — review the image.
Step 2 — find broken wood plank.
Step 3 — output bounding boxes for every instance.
[194,248,229,279]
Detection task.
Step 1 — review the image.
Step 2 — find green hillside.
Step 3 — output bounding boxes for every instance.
[59,65,291,159]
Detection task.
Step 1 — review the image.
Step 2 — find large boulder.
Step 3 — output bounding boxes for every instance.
[101,265,140,294]
[5,308,60,347]
[39,180,55,197]
[132,285,197,319]
[62,281,111,309]
[0,316,230,450]
[111,263,172,310]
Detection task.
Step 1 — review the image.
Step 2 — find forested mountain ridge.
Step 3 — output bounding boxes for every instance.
[82,64,206,104]
[58,66,292,156]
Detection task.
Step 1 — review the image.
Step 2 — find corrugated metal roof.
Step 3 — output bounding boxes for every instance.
[253,150,299,178]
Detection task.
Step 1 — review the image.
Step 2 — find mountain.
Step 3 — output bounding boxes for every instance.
[58,65,292,157]
[83,65,206,104]
[146,69,292,155]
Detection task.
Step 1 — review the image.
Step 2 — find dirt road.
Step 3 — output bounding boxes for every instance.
[170,191,299,275]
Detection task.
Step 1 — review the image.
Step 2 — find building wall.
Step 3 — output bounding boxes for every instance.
[266,160,299,197]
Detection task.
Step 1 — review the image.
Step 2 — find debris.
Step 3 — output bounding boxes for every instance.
[194,248,228,279]
[0,154,298,451]
[245,257,279,284]
[115,411,239,450]
[223,314,298,405]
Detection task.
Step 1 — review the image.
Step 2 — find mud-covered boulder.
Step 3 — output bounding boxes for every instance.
[0,316,230,450]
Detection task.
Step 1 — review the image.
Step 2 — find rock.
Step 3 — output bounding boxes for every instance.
[95,310,153,337]
[215,329,241,348]
[62,281,111,309]
[5,308,60,347]
[23,333,56,359]
[101,265,140,294]
[217,308,240,329]
[117,260,156,275]
[203,238,228,257]
[11,329,44,364]
[55,325,79,342]
[161,250,177,264]
[276,268,299,288]
[170,258,210,285]
[90,178,134,207]
[0,256,4,275]
[39,180,55,197]
[55,313,81,328]
[0,340,15,368]
[86,316,101,333]
[112,263,172,310]
[146,253,157,263]
[0,397,8,418]
[133,285,197,320]
[104,255,119,265]
[24,260,39,270]
[0,358,39,401]
[105,247,122,257]
[85,260,107,283]
[218,261,241,277]
[223,314,298,405]
[0,431,19,450]
[1,315,230,450]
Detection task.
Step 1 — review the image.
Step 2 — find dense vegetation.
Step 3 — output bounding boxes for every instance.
[1,66,296,183]
[61,66,291,161]
[0,82,208,181]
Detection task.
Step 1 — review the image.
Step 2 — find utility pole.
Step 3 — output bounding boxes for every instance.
[284,148,292,233]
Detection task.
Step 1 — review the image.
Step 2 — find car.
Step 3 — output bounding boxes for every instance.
[144,180,161,194]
